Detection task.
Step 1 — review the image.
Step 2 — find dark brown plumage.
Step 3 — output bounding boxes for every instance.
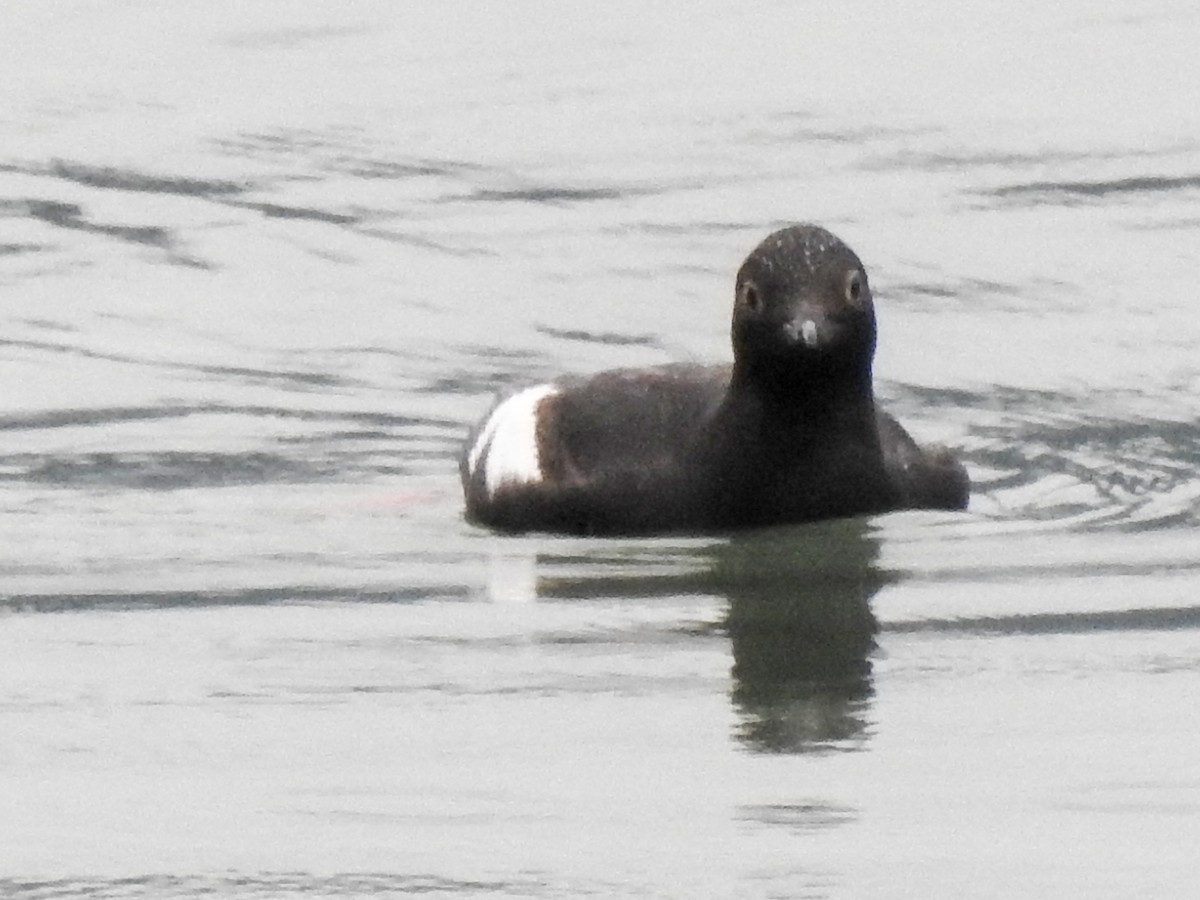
[462,224,969,534]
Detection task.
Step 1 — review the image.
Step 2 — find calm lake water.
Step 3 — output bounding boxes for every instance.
[3,3,1200,897]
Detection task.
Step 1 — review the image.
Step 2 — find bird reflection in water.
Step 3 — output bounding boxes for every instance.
[718,518,890,754]
[499,516,892,755]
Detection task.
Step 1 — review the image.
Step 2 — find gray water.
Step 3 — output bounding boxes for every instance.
[3,3,1200,897]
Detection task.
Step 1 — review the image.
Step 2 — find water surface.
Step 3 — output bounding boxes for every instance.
[3,3,1199,897]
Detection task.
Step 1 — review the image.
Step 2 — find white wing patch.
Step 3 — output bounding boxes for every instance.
[466,384,558,498]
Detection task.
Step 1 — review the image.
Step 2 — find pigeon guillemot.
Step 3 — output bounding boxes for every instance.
[461,224,969,534]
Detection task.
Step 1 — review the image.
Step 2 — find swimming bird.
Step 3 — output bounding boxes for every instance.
[461,224,969,534]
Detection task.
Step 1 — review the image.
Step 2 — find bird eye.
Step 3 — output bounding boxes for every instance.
[740,281,762,313]
[844,270,864,306]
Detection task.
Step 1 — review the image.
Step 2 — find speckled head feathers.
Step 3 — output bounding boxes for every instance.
[731,224,876,387]
[736,224,865,294]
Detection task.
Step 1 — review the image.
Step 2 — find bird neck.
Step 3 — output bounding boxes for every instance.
[727,358,877,434]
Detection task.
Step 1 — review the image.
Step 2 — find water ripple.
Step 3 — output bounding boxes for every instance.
[0,872,554,900]
[885,383,1200,531]
[990,173,1200,203]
